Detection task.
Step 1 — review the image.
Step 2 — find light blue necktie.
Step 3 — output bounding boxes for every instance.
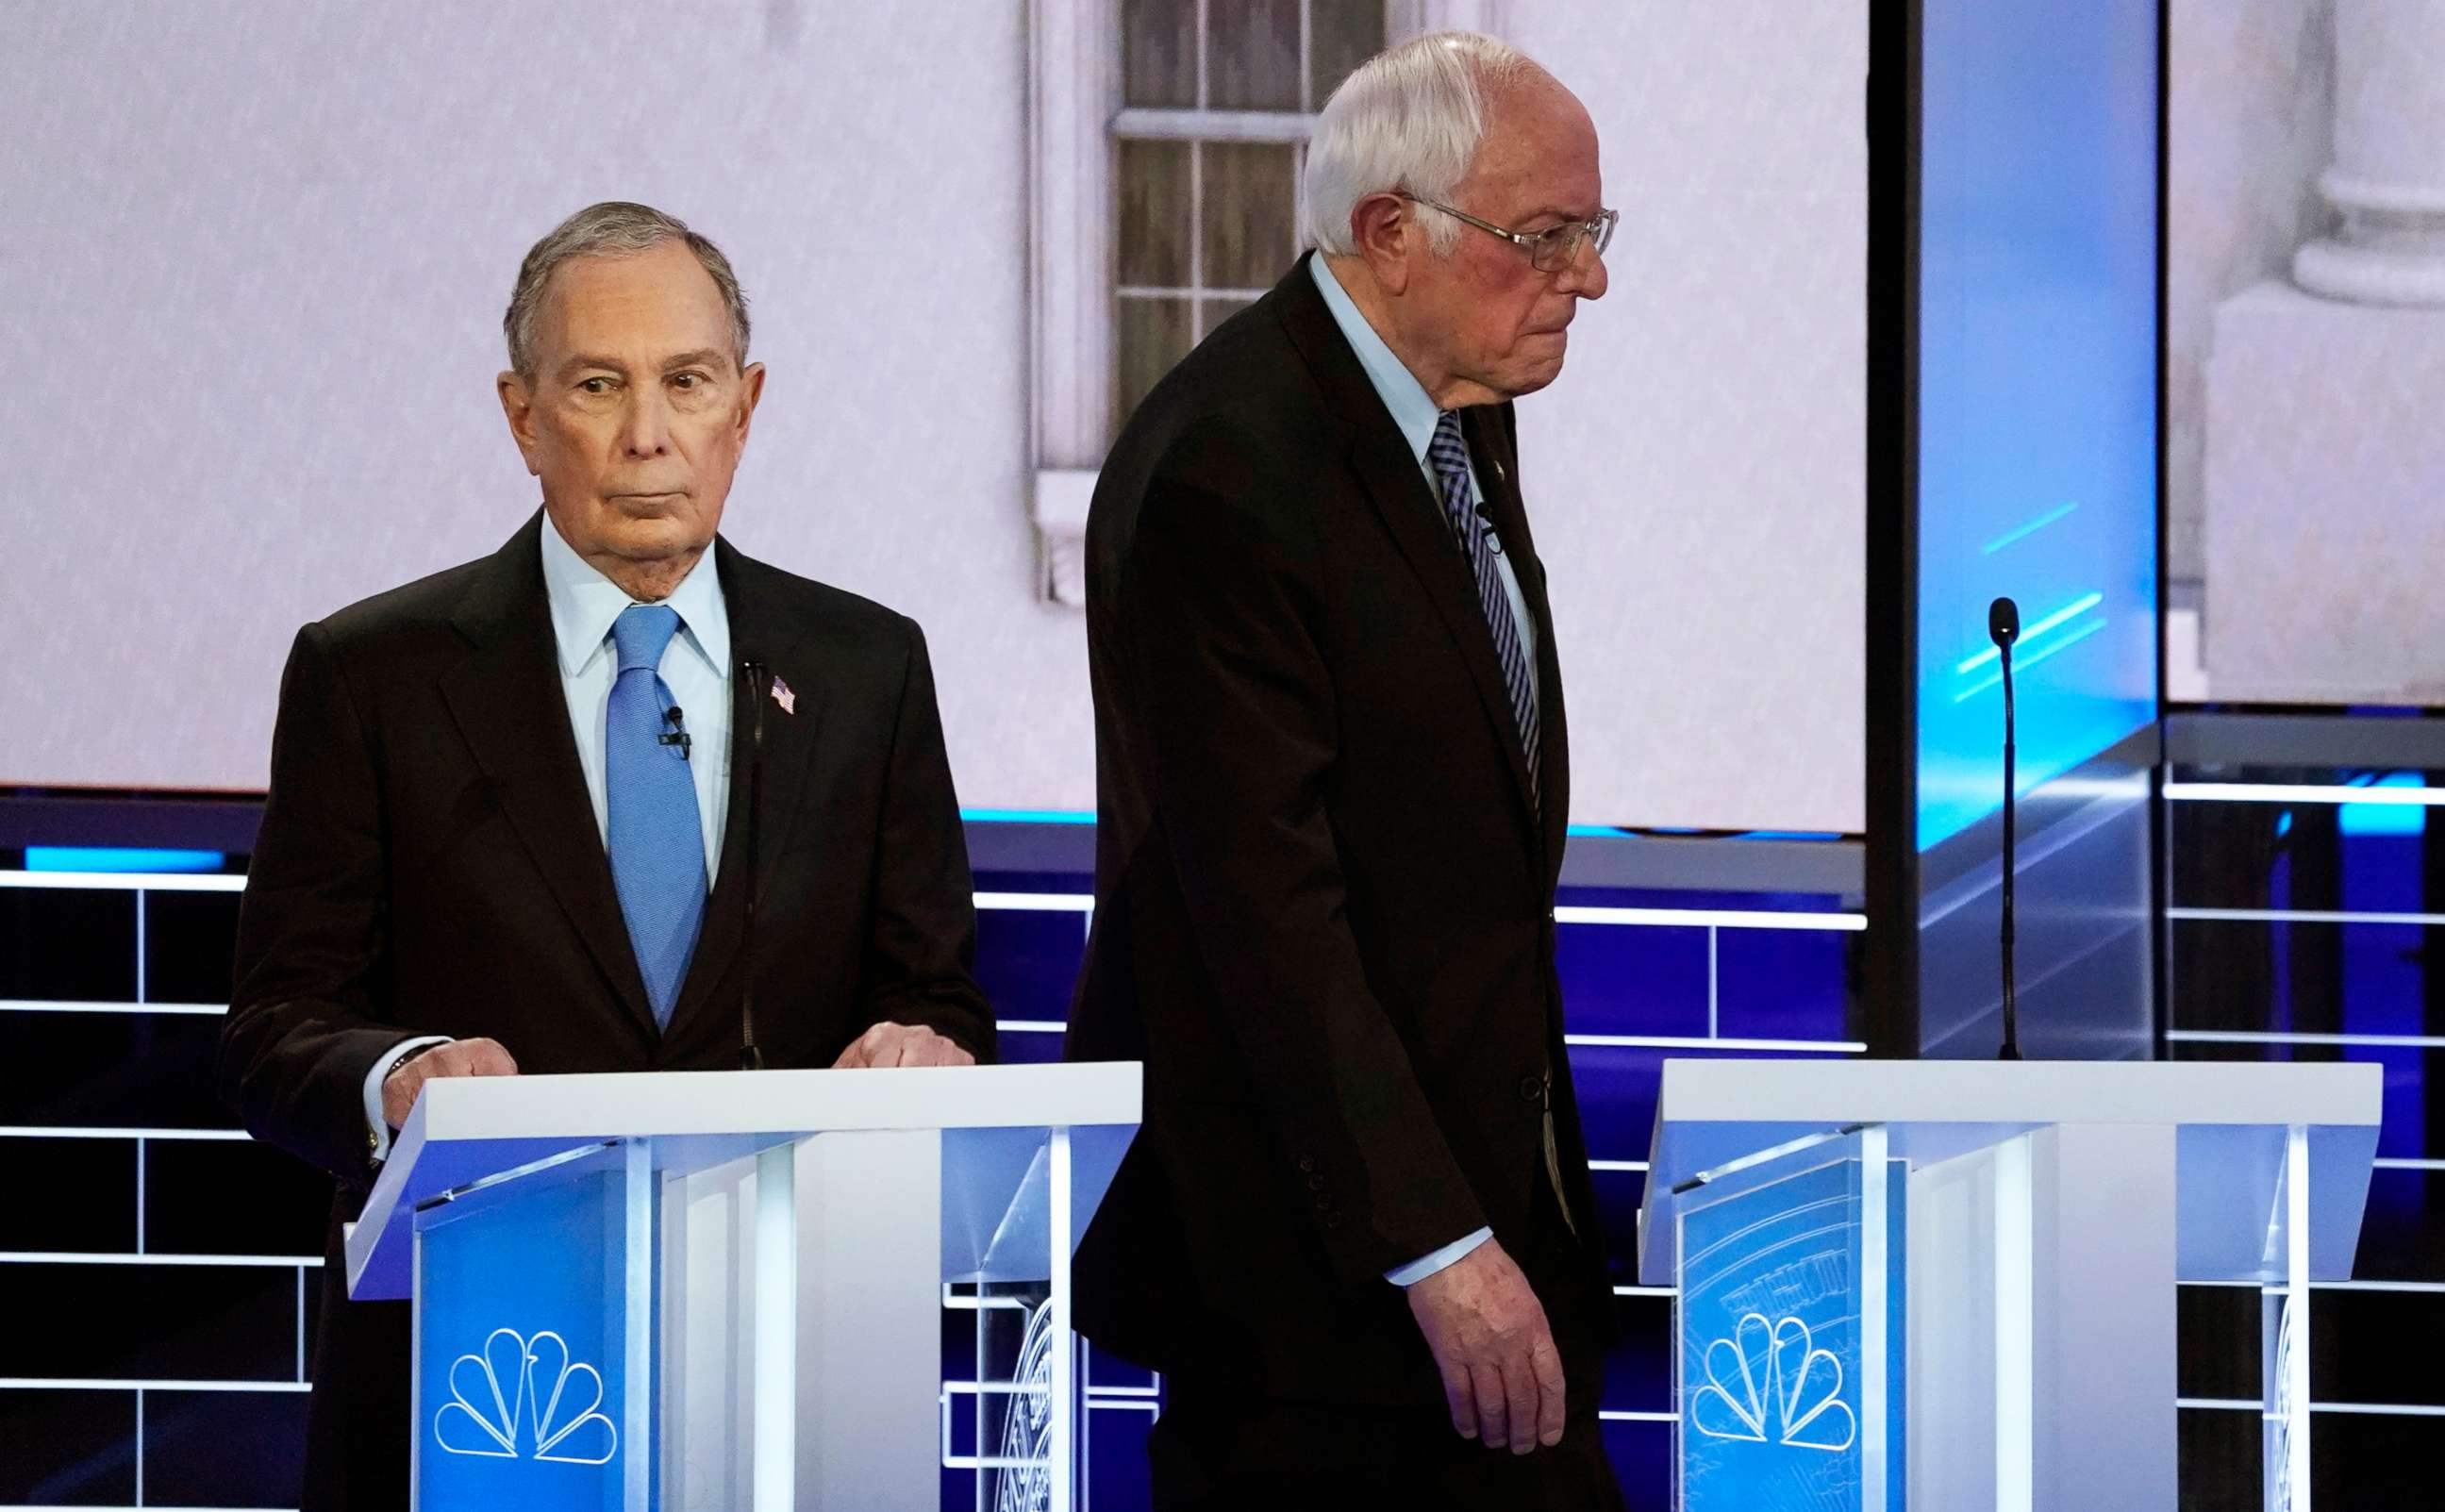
[1427,410,1539,807]
[606,605,706,1030]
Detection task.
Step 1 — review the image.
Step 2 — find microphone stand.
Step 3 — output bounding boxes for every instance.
[1997,628,2021,1062]
[739,660,767,1072]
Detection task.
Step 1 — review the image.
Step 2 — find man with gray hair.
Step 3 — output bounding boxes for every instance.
[221,201,993,1508]
[1066,32,1622,1507]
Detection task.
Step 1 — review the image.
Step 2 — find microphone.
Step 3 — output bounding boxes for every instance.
[736,663,768,1072]
[658,706,690,759]
[1989,596,2022,1062]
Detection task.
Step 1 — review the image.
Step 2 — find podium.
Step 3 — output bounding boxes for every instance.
[1638,1058,2382,1512]
[344,1062,1141,1512]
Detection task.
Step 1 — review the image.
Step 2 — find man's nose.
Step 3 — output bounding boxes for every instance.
[620,389,674,457]
[1558,238,1608,300]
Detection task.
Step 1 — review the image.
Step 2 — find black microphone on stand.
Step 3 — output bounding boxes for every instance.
[737,660,768,1072]
[1989,596,2022,1062]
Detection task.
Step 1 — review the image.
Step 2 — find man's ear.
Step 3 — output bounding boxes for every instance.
[496,371,542,477]
[734,360,766,441]
[1349,191,1416,296]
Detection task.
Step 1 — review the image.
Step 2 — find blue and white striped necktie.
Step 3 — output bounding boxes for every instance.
[1426,409,1539,807]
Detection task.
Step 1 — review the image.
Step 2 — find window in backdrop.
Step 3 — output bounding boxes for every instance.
[1029,1,1499,603]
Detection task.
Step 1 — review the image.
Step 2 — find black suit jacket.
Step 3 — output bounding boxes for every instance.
[219,514,992,1509]
[1065,255,1609,1406]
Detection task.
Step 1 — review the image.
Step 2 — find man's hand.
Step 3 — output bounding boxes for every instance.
[380,1038,518,1129]
[831,1022,975,1070]
[1404,1238,1566,1454]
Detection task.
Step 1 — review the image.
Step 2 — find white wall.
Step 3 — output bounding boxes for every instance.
[2,1,1865,833]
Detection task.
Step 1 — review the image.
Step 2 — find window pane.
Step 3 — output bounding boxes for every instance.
[1198,297,1255,341]
[1123,0,1198,108]
[1207,0,1302,111]
[1307,0,1386,108]
[1118,141,1193,288]
[1115,296,1193,430]
[1201,142,1298,291]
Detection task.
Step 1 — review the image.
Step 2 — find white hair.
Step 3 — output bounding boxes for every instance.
[1298,31,1539,258]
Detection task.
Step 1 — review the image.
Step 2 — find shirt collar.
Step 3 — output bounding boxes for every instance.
[539,508,731,680]
[1308,252,1443,465]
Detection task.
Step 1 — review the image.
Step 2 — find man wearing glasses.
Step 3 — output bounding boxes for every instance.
[1066,30,1622,1509]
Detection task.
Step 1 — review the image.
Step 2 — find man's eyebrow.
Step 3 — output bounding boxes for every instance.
[556,353,629,380]
[660,349,728,374]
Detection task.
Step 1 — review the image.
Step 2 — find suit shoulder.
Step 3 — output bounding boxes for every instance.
[305,553,497,657]
[724,550,924,655]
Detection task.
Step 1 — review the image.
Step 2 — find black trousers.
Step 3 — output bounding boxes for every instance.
[1150,1183,1622,1512]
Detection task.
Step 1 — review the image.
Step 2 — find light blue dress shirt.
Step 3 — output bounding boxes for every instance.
[1310,254,1522,1287]
[364,513,737,1162]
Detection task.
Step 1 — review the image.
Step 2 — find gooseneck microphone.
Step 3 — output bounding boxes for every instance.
[1989,596,2022,1062]
[737,661,768,1072]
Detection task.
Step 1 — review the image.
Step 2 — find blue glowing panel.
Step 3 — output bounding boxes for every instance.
[1915,0,2158,847]
[415,1169,635,1510]
[1677,1155,1904,1512]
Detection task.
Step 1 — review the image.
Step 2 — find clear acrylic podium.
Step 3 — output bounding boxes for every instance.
[1638,1058,2381,1512]
[344,1062,1141,1512]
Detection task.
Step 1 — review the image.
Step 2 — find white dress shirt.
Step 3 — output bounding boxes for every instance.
[1311,254,1526,1287]
[364,512,737,1162]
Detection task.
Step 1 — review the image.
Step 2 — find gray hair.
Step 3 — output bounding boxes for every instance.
[503,202,751,380]
[1298,31,1538,258]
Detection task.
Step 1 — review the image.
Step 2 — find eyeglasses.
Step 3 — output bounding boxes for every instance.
[1400,195,1618,274]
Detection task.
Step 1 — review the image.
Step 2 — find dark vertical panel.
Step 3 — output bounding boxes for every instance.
[0,1136,137,1252]
[1117,141,1193,287]
[142,889,242,1006]
[142,1389,308,1509]
[0,888,137,1001]
[1206,0,1300,111]
[0,1387,135,1505]
[1121,0,1198,108]
[1114,296,1194,433]
[1199,141,1298,289]
[1306,0,1385,108]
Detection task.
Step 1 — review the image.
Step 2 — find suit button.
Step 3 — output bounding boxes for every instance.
[1297,1156,1316,1173]
[1325,1214,1345,1230]
[1315,1194,1337,1212]
[1306,1173,1327,1191]
[1519,1074,1543,1102]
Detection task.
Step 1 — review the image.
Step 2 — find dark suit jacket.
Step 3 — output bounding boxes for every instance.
[219,514,993,1509]
[1064,255,1609,1406]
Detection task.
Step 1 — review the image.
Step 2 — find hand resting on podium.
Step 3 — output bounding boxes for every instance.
[380,1037,519,1130]
[830,1021,975,1069]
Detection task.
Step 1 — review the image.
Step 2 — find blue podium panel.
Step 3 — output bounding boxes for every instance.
[1676,1148,1904,1512]
[413,1147,647,1511]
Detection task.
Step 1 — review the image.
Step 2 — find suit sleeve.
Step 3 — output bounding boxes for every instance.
[854,617,997,1063]
[1116,419,1487,1284]
[219,623,418,1179]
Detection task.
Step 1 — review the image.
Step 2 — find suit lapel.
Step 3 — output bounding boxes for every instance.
[1274,255,1542,835]
[1461,406,1572,879]
[439,516,658,1038]
[660,540,828,1043]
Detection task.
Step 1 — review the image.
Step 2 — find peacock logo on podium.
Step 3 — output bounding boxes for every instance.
[1688,1312,1857,1454]
[433,1327,620,1466]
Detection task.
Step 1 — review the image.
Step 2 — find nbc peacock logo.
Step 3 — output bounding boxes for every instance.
[1687,1312,1856,1454]
[433,1327,619,1465]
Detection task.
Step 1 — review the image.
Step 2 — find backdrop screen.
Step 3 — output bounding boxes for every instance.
[4,3,1868,832]
[1916,0,2159,848]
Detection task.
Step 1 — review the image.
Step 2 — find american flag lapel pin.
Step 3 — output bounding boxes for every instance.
[770,673,796,716]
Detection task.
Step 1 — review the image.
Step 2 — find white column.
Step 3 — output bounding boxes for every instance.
[754,1141,797,1512]
[2293,0,2445,307]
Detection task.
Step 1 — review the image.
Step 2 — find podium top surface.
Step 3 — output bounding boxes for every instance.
[346,1061,1140,1300]
[1637,1058,2383,1286]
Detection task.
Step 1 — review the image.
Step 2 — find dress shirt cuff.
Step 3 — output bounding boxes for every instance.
[1385,1226,1494,1287]
[363,1037,453,1166]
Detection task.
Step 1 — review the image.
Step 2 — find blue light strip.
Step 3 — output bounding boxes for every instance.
[1954,590,2104,676]
[1951,617,2108,704]
[25,846,225,873]
[1980,500,2080,556]
[959,808,1096,825]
